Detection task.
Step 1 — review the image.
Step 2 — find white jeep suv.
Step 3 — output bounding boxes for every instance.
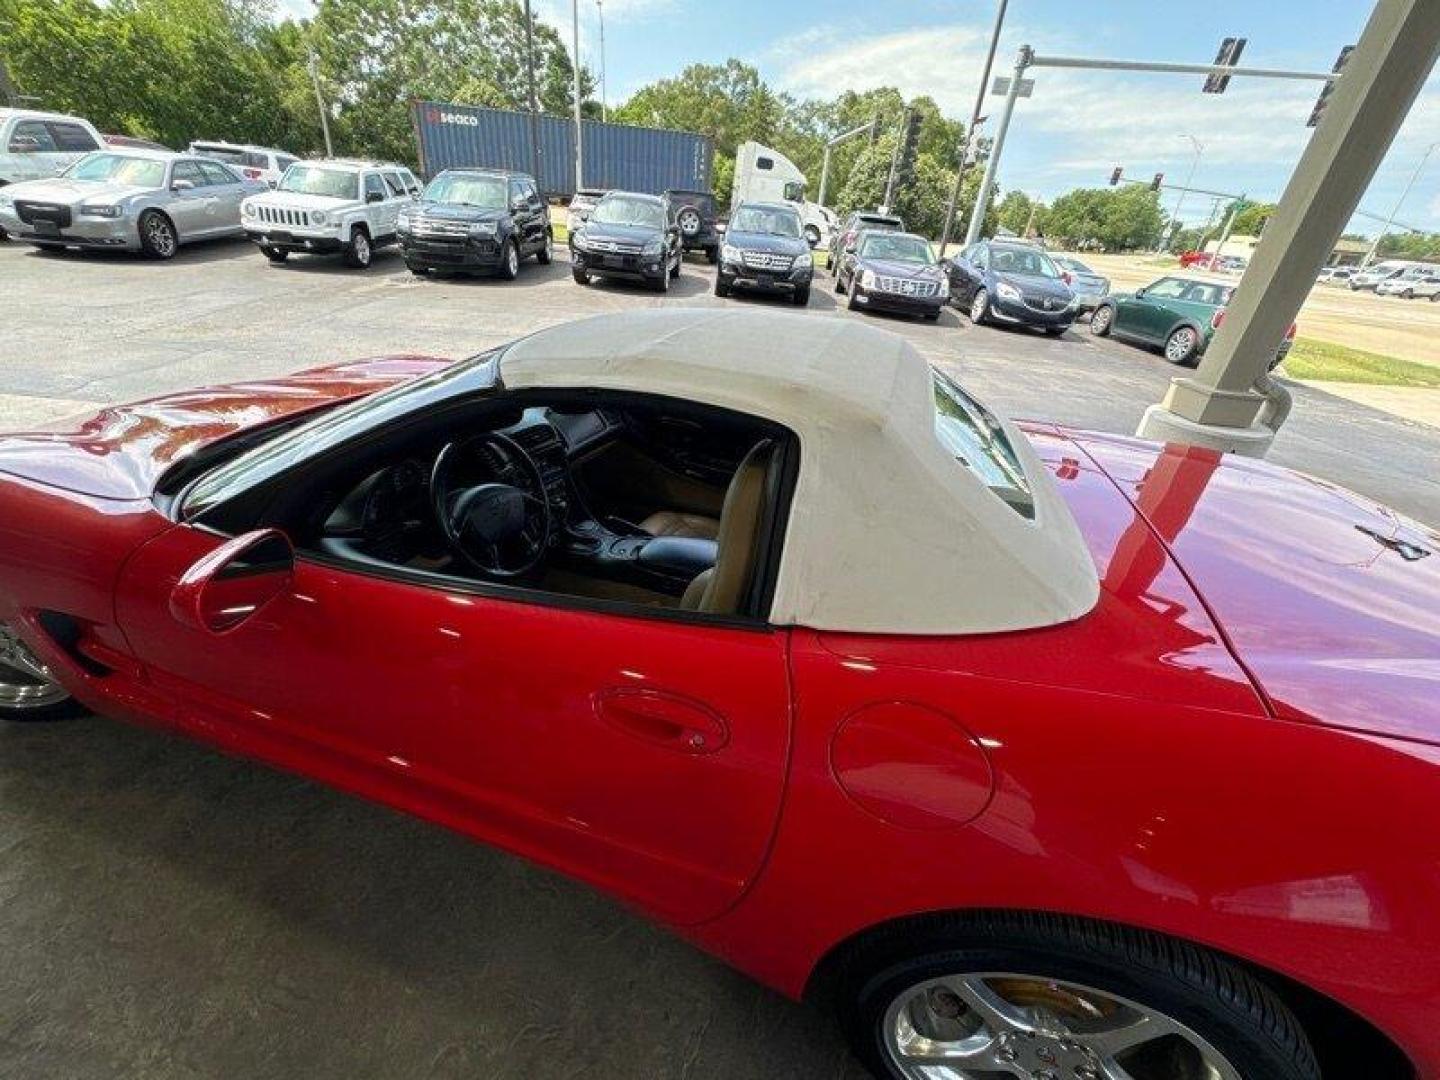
[240,158,421,268]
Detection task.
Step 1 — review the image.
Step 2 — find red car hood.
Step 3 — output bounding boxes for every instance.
[0,357,453,500]
[1064,429,1440,746]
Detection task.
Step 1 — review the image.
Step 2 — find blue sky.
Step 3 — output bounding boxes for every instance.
[282,0,1440,233]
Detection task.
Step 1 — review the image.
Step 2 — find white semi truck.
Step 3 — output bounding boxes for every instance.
[731,141,836,249]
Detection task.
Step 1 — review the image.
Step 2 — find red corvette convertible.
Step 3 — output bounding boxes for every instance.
[1,309,1437,1080]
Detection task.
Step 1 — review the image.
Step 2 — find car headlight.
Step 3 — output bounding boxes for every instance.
[309,210,328,227]
[241,201,257,219]
[721,243,742,263]
[642,239,664,256]
[860,269,877,289]
[469,221,498,238]
[996,281,1022,302]
[78,202,123,218]
[571,229,589,251]
[0,193,16,211]
[793,251,812,268]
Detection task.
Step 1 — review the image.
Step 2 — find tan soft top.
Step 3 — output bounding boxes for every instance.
[501,308,1099,635]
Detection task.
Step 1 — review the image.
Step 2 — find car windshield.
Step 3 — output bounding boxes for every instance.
[1054,256,1093,274]
[278,165,359,200]
[729,206,801,238]
[425,173,507,209]
[990,246,1062,278]
[859,233,933,264]
[592,196,665,229]
[932,369,1034,520]
[64,152,166,187]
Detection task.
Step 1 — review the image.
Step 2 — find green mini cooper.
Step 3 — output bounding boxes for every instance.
[1090,274,1294,369]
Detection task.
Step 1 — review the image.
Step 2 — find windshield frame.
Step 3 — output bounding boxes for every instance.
[590,194,667,230]
[276,164,360,201]
[62,151,169,188]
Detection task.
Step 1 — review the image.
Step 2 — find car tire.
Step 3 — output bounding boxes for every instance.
[833,270,846,294]
[1401,289,1414,299]
[138,210,178,260]
[832,912,1320,1080]
[261,245,288,263]
[922,309,940,322]
[804,224,821,247]
[676,206,702,241]
[1430,292,1440,303]
[1090,303,1115,336]
[342,226,372,269]
[536,231,553,265]
[1045,326,1066,336]
[654,265,670,293]
[406,261,428,276]
[670,252,681,280]
[705,247,718,264]
[969,287,990,326]
[497,239,520,280]
[572,267,590,285]
[1165,325,1200,366]
[792,286,811,307]
[847,276,864,313]
[0,623,86,723]
[714,275,731,298]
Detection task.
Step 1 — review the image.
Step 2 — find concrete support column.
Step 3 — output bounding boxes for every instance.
[1138,0,1440,457]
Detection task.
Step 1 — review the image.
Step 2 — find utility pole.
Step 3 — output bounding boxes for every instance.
[596,0,608,123]
[1360,140,1437,268]
[1139,0,1440,458]
[939,0,1007,257]
[963,45,1029,247]
[571,0,584,191]
[307,49,334,157]
[1160,135,1203,253]
[522,0,543,185]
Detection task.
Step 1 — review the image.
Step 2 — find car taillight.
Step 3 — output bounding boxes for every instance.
[1211,309,1226,330]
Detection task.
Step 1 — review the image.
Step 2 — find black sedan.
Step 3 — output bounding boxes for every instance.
[944,240,1076,335]
[569,192,682,292]
[714,202,813,306]
[835,231,946,321]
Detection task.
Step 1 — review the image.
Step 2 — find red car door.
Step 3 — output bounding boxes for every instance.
[115,524,793,925]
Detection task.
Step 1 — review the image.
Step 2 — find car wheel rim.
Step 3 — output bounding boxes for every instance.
[1092,309,1110,333]
[1167,329,1195,361]
[882,972,1243,1080]
[971,291,987,321]
[355,234,370,264]
[146,216,174,256]
[0,622,69,710]
[679,210,700,236]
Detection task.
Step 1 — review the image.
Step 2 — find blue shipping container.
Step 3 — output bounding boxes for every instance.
[411,101,713,197]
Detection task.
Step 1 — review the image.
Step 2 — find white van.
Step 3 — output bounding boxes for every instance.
[1348,259,1421,291]
[731,141,837,249]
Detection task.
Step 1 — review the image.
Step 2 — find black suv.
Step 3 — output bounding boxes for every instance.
[714,202,813,306]
[570,191,682,292]
[397,168,552,279]
[664,188,720,263]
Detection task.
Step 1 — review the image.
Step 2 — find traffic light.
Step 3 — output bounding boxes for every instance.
[1308,45,1354,128]
[1151,173,1164,191]
[1203,37,1247,93]
[1109,166,1123,186]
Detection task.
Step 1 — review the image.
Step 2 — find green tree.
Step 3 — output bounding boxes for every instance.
[1042,186,1163,250]
[1376,231,1440,260]
[834,132,993,240]
[996,190,1040,236]
[313,0,591,165]
[1232,200,1278,235]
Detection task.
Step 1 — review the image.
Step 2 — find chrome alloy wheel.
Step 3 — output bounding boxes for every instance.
[1166,326,1198,364]
[970,288,989,323]
[883,973,1243,1080]
[678,208,701,237]
[144,214,176,257]
[0,622,70,710]
[506,241,519,276]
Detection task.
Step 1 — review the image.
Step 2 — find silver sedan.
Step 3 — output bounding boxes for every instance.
[0,149,266,258]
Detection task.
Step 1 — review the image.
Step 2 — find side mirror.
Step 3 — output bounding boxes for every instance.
[170,529,294,634]
[267,180,277,189]
[1134,287,1146,298]
[806,232,818,248]
[171,179,195,192]
[366,191,384,204]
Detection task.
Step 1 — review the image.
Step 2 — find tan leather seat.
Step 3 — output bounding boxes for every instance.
[681,441,775,615]
[639,510,720,541]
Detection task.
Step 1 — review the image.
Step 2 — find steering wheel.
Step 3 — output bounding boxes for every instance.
[430,432,553,579]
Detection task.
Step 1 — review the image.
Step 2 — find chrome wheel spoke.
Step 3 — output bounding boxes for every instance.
[949,976,1033,1035]
[0,623,70,710]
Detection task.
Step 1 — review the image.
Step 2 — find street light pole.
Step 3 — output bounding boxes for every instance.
[1360,140,1437,268]
[596,0,607,123]
[939,0,1008,257]
[1161,135,1203,253]
[963,45,1029,247]
[571,0,584,192]
[522,0,543,185]
[307,48,333,157]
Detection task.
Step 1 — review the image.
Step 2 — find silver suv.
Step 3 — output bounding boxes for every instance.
[0,108,107,240]
[241,158,421,269]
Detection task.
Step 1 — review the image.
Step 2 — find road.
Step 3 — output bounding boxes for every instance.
[1,234,1439,1080]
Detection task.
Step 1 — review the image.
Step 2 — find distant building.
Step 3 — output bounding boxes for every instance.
[1203,233,1371,266]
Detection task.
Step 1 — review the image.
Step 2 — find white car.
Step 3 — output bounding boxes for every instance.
[187,141,298,189]
[1375,268,1440,300]
[241,159,421,268]
[0,108,107,239]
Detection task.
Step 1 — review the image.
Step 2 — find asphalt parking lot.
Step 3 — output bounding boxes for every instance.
[2,235,1440,1080]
